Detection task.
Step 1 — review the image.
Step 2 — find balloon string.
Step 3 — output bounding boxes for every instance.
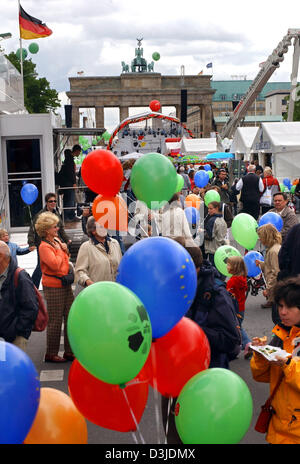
[151,344,161,444]
[121,388,146,444]
[164,396,172,444]
[257,264,267,286]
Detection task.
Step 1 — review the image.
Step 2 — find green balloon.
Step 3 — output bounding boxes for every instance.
[279,183,285,192]
[291,185,296,194]
[16,48,27,60]
[176,174,184,193]
[102,131,111,141]
[130,153,178,210]
[28,42,39,54]
[175,369,253,444]
[67,282,152,385]
[214,245,242,277]
[204,190,220,207]
[207,170,213,180]
[231,213,258,250]
[152,52,160,61]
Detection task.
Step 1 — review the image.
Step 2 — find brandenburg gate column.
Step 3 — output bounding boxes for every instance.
[71,106,80,128]
[202,104,212,138]
[119,106,129,122]
[95,106,105,128]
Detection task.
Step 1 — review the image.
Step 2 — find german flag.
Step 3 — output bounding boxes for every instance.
[19,5,52,40]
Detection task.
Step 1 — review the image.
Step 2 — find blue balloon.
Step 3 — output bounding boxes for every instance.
[20,183,38,205]
[0,342,40,444]
[258,212,283,232]
[283,178,291,188]
[185,207,200,224]
[116,237,197,338]
[204,164,211,171]
[194,170,209,188]
[244,251,264,277]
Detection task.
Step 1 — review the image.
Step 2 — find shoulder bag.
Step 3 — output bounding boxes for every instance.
[255,372,284,433]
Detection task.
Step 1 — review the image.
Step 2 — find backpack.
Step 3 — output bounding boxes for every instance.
[214,278,242,360]
[14,268,48,332]
[187,263,241,364]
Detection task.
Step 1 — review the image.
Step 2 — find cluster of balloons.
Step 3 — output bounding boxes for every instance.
[16,43,39,60]
[79,132,111,154]
[0,342,87,444]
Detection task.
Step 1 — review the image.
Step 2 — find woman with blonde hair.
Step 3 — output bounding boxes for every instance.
[256,223,282,310]
[35,212,74,363]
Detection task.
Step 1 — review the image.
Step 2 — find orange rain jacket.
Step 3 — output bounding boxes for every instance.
[251,324,300,444]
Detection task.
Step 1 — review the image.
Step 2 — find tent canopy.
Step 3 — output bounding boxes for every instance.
[231,127,259,155]
[252,122,300,153]
[181,137,217,154]
[251,122,300,183]
[119,152,144,160]
[206,152,234,160]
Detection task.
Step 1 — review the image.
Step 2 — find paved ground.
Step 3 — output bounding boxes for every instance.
[12,231,275,445]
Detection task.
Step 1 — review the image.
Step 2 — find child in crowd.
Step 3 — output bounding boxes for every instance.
[226,256,252,359]
[0,228,34,261]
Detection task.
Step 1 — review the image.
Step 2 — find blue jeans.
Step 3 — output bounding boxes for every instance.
[237,310,251,349]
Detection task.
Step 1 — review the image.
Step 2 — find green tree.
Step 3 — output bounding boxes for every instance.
[283,84,300,121]
[6,51,61,114]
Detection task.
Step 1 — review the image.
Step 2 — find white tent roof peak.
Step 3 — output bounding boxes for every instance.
[255,122,300,150]
[231,127,259,154]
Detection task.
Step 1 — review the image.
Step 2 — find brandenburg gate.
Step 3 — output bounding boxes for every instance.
[66,39,215,137]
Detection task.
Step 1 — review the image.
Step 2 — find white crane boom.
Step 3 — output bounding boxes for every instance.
[219,29,300,140]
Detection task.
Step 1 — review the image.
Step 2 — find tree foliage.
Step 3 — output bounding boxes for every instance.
[6,52,61,114]
[283,84,300,121]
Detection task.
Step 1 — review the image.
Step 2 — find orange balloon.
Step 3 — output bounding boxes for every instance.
[24,388,88,444]
[185,194,201,209]
[92,194,128,232]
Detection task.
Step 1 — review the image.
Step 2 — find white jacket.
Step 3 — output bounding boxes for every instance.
[154,202,196,247]
[75,238,122,286]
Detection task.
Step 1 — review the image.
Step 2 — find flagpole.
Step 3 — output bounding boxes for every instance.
[18,0,24,99]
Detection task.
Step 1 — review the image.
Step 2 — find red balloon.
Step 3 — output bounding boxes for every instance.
[149,100,161,112]
[68,360,149,432]
[81,149,123,196]
[145,317,211,398]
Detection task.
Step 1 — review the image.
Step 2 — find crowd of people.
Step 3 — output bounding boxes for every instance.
[1,151,300,444]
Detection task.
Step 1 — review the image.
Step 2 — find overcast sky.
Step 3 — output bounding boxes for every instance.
[2,0,300,129]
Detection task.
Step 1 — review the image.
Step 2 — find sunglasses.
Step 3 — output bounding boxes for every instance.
[47,200,57,203]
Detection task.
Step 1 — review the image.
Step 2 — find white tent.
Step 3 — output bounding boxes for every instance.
[165,141,181,154]
[119,152,144,160]
[231,127,259,160]
[181,137,217,155]
[251,122,300,182]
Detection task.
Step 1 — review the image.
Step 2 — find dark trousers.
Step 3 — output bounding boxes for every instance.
[63,188,76,220]
[32,248,42,289]
[241,201,260,221]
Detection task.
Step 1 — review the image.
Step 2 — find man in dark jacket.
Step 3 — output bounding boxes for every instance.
[58,145,81,222]
[211,169,230,205]
[0,241,38,351]
[236,164,264,220]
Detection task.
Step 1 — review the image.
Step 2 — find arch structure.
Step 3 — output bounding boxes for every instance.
[107,111,194,151]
